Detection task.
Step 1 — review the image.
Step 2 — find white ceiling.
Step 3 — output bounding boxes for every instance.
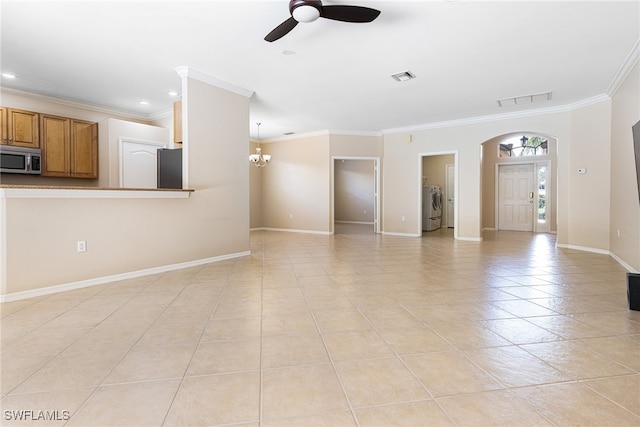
[1,1,639,140]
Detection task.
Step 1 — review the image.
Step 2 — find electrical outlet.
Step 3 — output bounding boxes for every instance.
[77,241,87,252]
[401,216,406,222]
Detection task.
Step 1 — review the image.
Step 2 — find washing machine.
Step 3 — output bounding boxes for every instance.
[422,185,442,231]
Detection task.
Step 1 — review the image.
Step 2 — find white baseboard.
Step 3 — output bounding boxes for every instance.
[0,251,251,303]
[556,243,639,273]
[335,221,375,225]
[556,243,610,255]
[456,236,483,242]
[609,251,640,274]
[382,231,421,237]
[255,227,331,236]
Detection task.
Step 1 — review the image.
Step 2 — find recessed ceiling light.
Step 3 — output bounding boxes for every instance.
[167,91,179,97]
[139,100,149,105]
[2,73,16,79]
[391,71,416,82]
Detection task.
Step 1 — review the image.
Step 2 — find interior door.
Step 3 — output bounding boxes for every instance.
[446,164,455,228]
[498,164,534,231]
[120,139,166,188]
[373,160,379,233]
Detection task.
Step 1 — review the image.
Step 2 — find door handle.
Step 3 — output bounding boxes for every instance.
[529,191,534,199]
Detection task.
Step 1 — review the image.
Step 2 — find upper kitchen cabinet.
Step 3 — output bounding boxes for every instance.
[41,114,69,176]
[173,100,182,144]
[41,114,98,179]
[71,119,98,178]
[1,107,40,148]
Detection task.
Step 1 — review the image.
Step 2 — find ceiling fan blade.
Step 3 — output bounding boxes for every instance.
[320,5,381,23]
[265,17,298,42]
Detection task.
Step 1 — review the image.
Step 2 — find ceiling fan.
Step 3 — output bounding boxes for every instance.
[265,0,381,42]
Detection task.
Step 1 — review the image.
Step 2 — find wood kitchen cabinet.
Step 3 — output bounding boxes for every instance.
[71,119,99,178]
[173,100,182,144]
[41,114,98,178]
[0,107,40,148]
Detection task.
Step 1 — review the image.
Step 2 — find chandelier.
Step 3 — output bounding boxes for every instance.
[249,122,271,168]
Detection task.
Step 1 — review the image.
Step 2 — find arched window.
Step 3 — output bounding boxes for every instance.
[499,135,549,158]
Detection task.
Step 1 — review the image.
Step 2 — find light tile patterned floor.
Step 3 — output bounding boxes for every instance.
[1,226,639,426]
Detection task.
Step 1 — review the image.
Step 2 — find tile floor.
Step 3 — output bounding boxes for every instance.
[1,226,639,426]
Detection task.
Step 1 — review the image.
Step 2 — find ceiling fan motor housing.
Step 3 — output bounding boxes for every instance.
[290,0,322,23]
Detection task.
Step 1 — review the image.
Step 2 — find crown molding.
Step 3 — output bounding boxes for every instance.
[148,108,173,121]
[327,129,383,137]
[607,39,640,97]
[381,94,611,135]
[0,87,155,122]
[174,66,254,98]
[260,128,383,143]
[261,129,330,143]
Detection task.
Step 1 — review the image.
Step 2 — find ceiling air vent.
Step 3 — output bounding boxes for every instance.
[391,71,416,82]
[497,92,552,107]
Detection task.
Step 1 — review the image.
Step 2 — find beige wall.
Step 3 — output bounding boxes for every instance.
[566,101,612,250]
[3,196,195,294]
[250,133,382,233]
[610,61,640,271]
[260,134,331,233]
[481,134,557,232]
[383,129,480,238]
[1,74,251,297]
[382,102,621,252]
[249,140,263,229]
[329,134,383,157]
[182,76,250,253]
[383,113,574,240]
[335,159,375,223]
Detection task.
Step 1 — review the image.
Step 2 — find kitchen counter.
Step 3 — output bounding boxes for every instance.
[0,185,194,199]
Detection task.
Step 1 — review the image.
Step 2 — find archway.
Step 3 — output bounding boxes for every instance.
[481,132,558,234]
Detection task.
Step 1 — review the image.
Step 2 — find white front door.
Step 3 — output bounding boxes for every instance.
[446,164,455,228]
[498,164,535,231]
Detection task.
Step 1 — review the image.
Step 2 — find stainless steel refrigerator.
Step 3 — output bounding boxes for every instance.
[157,148,182,189]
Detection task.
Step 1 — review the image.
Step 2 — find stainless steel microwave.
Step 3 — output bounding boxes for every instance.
[0,145,42,175]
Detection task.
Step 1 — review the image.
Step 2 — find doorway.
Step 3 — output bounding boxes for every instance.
[420,152,457,237]
[446,163,455,228]
[496,162,551,233]
[482,133,556,234]
[331,157,380,234]
[497,164,535,231]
